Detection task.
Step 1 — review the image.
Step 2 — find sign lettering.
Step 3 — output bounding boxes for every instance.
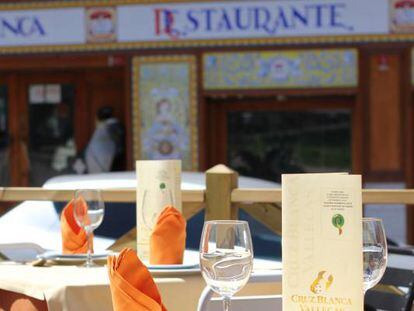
[153,3,355,39]
[0,16,46,38]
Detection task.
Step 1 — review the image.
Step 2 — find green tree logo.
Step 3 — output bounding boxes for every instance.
[332,214,345,235]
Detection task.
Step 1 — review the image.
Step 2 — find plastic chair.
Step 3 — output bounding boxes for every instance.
[364,250,414,311]
[197,272,282,311]
[365,266,414,310]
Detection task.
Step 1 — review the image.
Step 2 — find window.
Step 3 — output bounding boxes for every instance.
[228,110,352,182]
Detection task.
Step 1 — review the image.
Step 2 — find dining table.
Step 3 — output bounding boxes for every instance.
[0,254,282,311]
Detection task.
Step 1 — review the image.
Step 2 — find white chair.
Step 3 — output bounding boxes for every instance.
[197,272,282,311]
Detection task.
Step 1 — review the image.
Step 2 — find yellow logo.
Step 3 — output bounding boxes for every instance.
[310,271,334,294]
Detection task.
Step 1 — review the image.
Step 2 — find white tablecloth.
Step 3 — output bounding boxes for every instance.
[0,259,282,311]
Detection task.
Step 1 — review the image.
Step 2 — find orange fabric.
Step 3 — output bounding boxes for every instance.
[107,248,167,311]
[0,289,47,311]
[60,198,92,254]
[150,206,186,265]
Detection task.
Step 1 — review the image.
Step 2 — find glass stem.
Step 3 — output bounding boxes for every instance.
[223,297,231,311]
[87,230,93,267]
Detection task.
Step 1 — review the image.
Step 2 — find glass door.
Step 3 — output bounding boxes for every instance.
[22,74,78,186]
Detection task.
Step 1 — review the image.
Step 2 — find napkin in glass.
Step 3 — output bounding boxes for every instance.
[108,248,167,311]
[61,198,92,254]
[150,206,186,265]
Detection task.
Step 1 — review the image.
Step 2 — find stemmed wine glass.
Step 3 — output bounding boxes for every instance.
[141,187,174,230]
[73,189,105,267]
[363,218,388,295]
[199,220,254,311]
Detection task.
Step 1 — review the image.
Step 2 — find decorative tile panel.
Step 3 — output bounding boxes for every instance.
[132,56,198,170]
[203,49,358,89]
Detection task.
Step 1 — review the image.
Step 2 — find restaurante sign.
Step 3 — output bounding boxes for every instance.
[0,0,392,50]
[134,0,388,40]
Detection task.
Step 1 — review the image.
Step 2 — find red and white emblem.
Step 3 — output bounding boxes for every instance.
[86,7,117,43]
[391,0,414,33]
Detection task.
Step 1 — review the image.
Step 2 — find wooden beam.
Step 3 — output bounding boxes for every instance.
[232,189,281,203]
[2,186,414,206]
[232,189,414,205]
[239,203,282,235]
[362,189,414,204]
[0,188,205,203]
[0,54,123,71]
[205,164,238,220]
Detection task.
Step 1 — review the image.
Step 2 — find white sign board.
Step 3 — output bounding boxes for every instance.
[29,85,44,104]
[0,0,390,48]
[118,0,390,42]
[45,84,61,103]
[0,8,84,47]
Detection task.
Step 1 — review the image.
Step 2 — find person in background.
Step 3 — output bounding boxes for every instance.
[84,106,124,173]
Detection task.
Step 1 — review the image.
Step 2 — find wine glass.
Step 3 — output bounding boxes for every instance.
[141,187,174,230]
[363,218,388,294]
[73,189,105,267]
[199,220,254,311]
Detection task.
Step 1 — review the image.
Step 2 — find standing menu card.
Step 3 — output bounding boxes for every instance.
[282,174,363,310]
[136,160,182,261]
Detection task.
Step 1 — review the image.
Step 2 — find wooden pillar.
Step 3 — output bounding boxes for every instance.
[205,164,238,220]
[365,52,403,180]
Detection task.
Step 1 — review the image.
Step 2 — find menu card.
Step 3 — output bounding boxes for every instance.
[282,173,363,310]
[136,160,182,261]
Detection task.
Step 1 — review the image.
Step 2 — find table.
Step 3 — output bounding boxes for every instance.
[0,261,282,311]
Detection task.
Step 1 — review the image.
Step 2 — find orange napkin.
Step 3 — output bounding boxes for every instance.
[107,248,167,311]
[60,198,92,254]
[150,206,186,265]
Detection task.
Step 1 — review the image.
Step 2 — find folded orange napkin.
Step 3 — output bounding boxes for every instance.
[150,206,186,265]
[108,248,167,311]
[61,198,92,254]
